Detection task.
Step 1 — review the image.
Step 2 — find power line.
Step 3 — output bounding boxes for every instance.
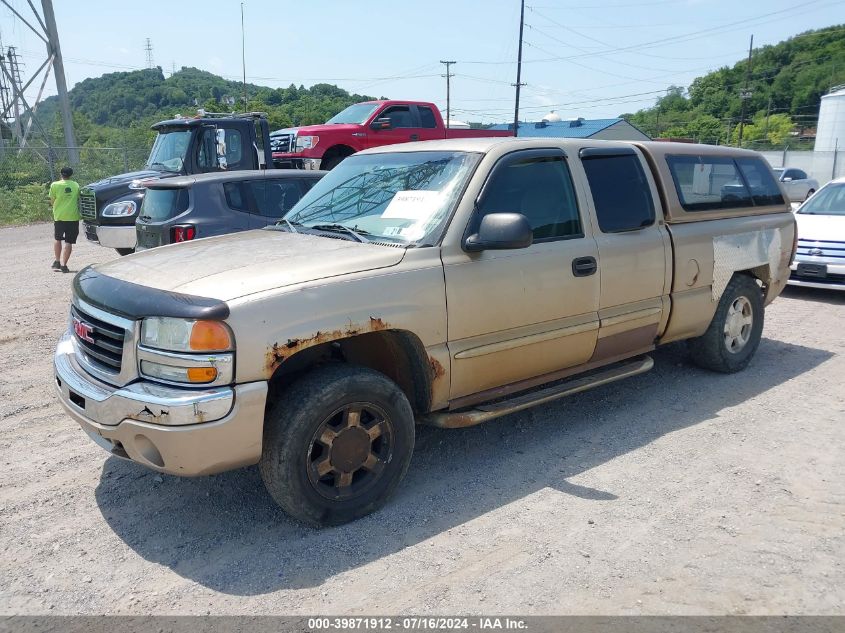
[459,1,837,64]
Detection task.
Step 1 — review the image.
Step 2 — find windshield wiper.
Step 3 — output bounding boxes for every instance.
[310,223,371,243]
[279,219,300,233]
[138,215,152,222]
[147,162,178,172]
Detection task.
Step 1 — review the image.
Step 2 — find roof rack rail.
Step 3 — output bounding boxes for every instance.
[192,109,268,119]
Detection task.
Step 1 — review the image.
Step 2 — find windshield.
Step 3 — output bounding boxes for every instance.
[798,183,845,216]
[773,168,784,177]
[146,129,192,172]
[284,151,481,245]
[326,103,380,125]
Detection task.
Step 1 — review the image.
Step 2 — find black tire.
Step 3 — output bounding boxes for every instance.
[805,189,815,201]
[115,248,134,256]
[688,274,764,373]
[320,154,349,171]
[259,364,415,527]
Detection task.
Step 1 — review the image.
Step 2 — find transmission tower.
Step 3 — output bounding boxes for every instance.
[145,38,154,69]
[0,0,79,163]
[6,46,23,139]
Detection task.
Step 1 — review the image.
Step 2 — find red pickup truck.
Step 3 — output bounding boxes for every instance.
[271,100,512,170]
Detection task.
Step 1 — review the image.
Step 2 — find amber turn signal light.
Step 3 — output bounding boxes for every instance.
[189,321,233,351]
[186,366,219,383]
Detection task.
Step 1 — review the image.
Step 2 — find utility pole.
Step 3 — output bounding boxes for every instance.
[440,60,455,129]
[737,34,753,147]
[764,93,772,139]
[512,0,526,137]
[42,0,77,163]
[144,38,154,69]
[241,2,247,108]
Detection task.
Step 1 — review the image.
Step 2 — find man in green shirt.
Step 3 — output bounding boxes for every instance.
[49,167,81,273]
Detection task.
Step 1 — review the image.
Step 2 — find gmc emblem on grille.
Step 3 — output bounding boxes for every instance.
[72,317,95,343]
[809,247,823,256]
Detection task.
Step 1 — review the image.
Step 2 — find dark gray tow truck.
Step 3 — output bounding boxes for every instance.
[80,111,274,255]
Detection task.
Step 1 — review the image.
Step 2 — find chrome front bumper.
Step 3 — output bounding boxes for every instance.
[54,332,268,476]
[788,258,845,291]
[86,224,137,250]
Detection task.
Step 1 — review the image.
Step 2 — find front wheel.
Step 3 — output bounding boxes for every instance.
[259,365,415,527]
[115,248,134,256]
[687,274,764,373]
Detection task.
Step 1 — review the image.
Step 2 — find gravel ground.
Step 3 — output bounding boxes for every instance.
[0,222,843,615]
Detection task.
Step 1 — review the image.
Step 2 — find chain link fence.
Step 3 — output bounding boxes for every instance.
[0,145,150,225]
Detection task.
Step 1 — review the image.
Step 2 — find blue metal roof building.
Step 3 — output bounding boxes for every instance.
[488,117,651,141]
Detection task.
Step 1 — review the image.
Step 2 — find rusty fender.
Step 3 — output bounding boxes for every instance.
[265,316,389,374]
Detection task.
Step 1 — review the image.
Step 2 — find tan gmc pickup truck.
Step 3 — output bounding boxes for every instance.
[55,138,796,526]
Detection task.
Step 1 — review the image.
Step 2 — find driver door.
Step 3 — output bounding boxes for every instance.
[365,104,423,148]
[443,149,601,401]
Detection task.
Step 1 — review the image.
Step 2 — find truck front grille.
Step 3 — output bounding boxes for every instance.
[71,304,126,373]
[79,189,97,220]
[271,133,294,153]
[796,239,845,259]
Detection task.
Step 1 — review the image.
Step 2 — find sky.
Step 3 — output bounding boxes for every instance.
[0,0,843,124]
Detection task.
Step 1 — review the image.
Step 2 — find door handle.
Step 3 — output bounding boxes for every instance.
[572,256,598,277]
[410,134,419,141]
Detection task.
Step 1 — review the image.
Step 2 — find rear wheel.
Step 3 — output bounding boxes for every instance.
[115,248,134,256]
[805,188,815,201]
[259,365,415,527]
[687,274,764,373]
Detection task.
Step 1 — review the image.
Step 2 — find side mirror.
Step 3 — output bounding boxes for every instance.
[464,212,533,252]
[370,117,392,130]
[215,128,228,170]
[782,176,792,182]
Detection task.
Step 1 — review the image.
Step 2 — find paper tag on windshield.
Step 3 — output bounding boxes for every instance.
[381,190,439,220]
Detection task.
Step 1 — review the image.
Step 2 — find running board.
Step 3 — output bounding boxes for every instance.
[420,355,654,429]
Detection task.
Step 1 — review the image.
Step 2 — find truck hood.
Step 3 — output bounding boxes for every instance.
[92,230,407,301]
[795,212,845,241]
[84,169,178,197]
[275,123,364,137]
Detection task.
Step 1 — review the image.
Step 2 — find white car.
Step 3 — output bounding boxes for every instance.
[773,167,819,202]
[789,176,845,290]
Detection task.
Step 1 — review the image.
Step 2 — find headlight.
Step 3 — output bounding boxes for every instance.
[141,318,233,352]
[101,200,137,217]
[295,135,319,151]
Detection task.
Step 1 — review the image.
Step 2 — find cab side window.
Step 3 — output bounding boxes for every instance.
[476,154,582,242]
[198,128,246,172]
[380,105,414,128]
[581,152,655,232]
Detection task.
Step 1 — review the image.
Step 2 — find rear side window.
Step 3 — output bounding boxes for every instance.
[581,153,655,232]
[224,181,251,212]
[735,158,785,206]
[140,188,189,221]
[666,155,753,211]
[259,180,304,217]
[418,106,437,129]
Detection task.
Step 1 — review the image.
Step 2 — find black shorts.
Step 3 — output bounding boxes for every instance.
[54,220,79,244]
